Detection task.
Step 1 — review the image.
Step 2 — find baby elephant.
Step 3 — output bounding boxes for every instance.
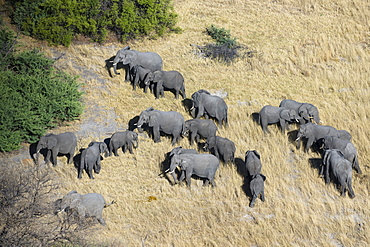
[54,190,115,225]
[204,136,236,164]
[109,130,139,156]
[259,105,298,133]
[249,173,266,207]
[183,119,218,146]
[78,142,109,179]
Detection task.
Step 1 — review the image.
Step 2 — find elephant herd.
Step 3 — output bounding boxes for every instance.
[34,47,362,225]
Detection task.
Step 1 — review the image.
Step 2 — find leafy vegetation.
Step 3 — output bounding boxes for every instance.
[7,0,181,46]
[0,25,83,152]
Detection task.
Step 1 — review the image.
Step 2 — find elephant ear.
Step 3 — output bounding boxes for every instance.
[180,159,189,169]
[99,143,107,153]
[148,114,158,127]
[145,107,155,112]
[47,136,57,149]
[123,46,130,50]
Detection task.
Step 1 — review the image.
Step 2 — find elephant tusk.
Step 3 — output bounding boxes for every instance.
[134,123,137,126]
[164,168,170,173]
[295,137,301,141]
[137,124,142,128]
[190,106,194,110]
[112,63,117,66]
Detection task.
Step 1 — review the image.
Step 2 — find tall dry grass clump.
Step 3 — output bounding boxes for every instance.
[12,0,370,246]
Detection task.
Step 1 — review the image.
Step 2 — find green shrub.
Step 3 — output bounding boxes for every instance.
[0,27,83,152]
[7,0,181,46]
[206,25,237,48]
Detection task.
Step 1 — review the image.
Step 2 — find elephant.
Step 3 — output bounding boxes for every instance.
[183,119,218,146]
[296,123,352,153]
[167,147,198,184]
[279,99,320,124]
[249,173,266,208]
[245,150,262,177]
[130,65,153,92]
[320,135,362,174]
[258,105,299,133]
[321,149,355,198]
[204,135,236,164]
[78,142,109,179]
[168,153,220,187]
[112,46,163,82]
[136,107,185,145]
[148,70,186,99]
[34,132,77,166]
[54,190,115,225]
[109,131,139,156]
[191,90,228,127]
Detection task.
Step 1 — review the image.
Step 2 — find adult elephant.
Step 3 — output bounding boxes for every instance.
[191,90,228,127]
[137,107,185,145]
[109,131,139,156]
[258,105,299,133]
[183,119,217,146]
[54,191,115,225]
[78,142,109,179]
[321,136,362,174]
[148,70,186,99]
[168,153,220,187]
[112,46,163,82]
[296,123,351,153]
[279,99,320,124]
[245,150,262,177]
[167,147,198,184]
[34,132,77,166]
[322,149,355,198]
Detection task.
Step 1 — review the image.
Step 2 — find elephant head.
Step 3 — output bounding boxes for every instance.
[280,109,299,122]
[169,154,182,174]
[299,103,320,124]
[113,46,135,75]
[203,136,216,152]
[129,131,139,148]
[34,134,57,163]
[245,150,260,160]
[137,107,157,128]
[55,190,80,214]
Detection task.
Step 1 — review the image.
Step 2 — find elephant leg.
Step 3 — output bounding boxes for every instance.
[128,144,134,154]
[88,166,94,179]
[185,170,192,187]
[249,195,257,207]
[45,150,52,165]
[97,217,106,225]
[178,170,185,184]
[153,127,161,143]
[190,132,197,145]
[175,90,179,99]
[260,191,265,202]
[347,179,355,198]
[305,138,314,153]
[203,179,210,186]
[122,145,127,153]
[113,147,119,157]
[171,171,179,185]
[67,150,74,164]
[78,165,84,179]
[51,151,58,166]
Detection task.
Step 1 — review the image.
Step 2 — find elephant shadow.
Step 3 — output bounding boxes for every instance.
[182,98,194,117]
[29,141,43,164]
[73,148,85,171]
[309,158,323,177]
[196,142,207,152]
[251,112,260,124]
[105,56,128,78]
[234,157,252,198]
[103,137,111,157]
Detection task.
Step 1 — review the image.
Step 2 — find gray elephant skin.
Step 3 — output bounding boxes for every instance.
[167,147,198,184]
[35,132,77,166]
[321,135,361,174]
[131,65,153,91]
[322,149,355,198]
[296,123,351,152]
[109,131,139,156]
[137,107,185,145]
[245,150,262,177]
[148,70,186,99]
[204,136,235,164]
[259,105,299,133]
[169,153,220,187]
[249,173,266,208]
[112,46,163,82]
[279,99,320,124]
[78,142,109,179]
[183,119,217,145]
[55,190,114,225]
[191,90,228,127]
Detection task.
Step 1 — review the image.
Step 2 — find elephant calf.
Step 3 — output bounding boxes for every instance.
[204,136,236,164]
[249,173,266,207]
[131,65,153,92]
[258,105,298,133]
[55,190,115,225]
[78,142,109,179]
[321,149,355,198]
[109,131,139,156]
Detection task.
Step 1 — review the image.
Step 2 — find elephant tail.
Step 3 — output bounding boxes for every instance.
[354,154,362,174]
[104,200,116,208]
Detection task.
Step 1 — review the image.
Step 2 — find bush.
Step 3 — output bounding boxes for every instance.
[7,0,181,46]
[0,26,83,152]
[0,162,94,246]
[206,25,237,48]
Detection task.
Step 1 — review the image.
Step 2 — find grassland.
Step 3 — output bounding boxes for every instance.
[9,0,370,246]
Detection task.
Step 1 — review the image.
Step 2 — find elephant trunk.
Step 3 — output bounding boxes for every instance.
[113,63,120,75]
[133,140,138,148]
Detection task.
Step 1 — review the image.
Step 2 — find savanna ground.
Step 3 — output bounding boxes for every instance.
[2,0,370,246]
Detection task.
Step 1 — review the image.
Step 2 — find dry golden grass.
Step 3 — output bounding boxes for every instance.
[13,0,370,246]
